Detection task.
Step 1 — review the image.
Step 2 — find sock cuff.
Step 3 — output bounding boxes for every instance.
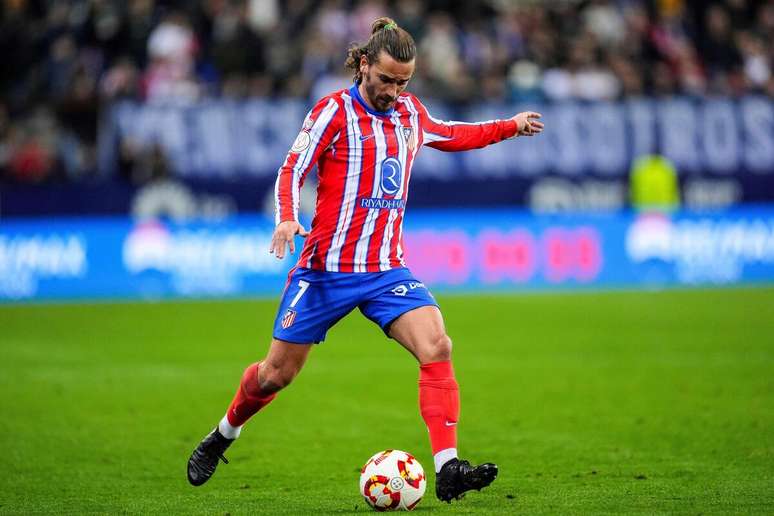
[240,387,277,404]
[433,448,458,473]
[419,360,455,381]
[219,415,242,439]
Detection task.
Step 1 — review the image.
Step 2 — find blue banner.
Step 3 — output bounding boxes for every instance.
[1,208,773,302]
[101,96,774,180]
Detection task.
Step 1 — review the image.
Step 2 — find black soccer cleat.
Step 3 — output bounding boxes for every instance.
[187,428,234,486]
[435,458,499,503]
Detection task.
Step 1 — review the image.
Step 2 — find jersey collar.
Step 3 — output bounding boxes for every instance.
[349,83,395,117]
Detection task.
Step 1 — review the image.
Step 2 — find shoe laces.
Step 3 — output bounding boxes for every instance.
[207,431,231,464]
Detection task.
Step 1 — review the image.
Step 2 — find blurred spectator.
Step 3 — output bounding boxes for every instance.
[629,154,681,212]
[737,30,771,89]
[143,11,201,102]
[101,57,141,100]
[420,12,474,102]
[6,107,60,184]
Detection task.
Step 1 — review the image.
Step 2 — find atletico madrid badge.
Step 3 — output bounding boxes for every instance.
[281,309,297,329]
[402,127,416,151]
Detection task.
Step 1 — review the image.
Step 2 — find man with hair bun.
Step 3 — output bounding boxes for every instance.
[187,16,544,504]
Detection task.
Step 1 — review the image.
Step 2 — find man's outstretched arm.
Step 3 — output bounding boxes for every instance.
[411,97,543,152]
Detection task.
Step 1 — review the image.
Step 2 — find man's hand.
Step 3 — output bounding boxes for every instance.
[513,112,544,136]
[269,220,309,259]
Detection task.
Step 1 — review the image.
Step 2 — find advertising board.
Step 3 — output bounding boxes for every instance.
[2,208,772,302]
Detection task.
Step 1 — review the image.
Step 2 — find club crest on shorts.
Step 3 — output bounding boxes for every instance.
[281,309,297,329]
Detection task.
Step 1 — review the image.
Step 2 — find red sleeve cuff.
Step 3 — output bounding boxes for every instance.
[504,118,519,138]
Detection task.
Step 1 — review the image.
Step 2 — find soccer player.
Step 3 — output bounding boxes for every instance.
[187,17,543,503]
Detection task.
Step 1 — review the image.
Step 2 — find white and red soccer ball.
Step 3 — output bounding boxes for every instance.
[359,450,426,511]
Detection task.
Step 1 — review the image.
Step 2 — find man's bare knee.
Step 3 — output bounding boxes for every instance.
[258,363,298,394]
[258,340,311,394]
[422,334,452,363]
[259,360,300,394]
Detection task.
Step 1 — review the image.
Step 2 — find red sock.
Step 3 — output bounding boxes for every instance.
[418,361,459,454]
[226,362,277,427]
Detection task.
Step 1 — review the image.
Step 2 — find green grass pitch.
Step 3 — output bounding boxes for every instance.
[1,288,773,514]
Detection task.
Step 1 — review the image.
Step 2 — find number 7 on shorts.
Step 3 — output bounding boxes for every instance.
[289,280,309,308]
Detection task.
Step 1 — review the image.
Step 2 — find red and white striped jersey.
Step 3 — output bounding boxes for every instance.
[274,85,519,273]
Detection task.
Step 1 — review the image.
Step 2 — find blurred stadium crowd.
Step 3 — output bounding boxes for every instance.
[0,0,772,184]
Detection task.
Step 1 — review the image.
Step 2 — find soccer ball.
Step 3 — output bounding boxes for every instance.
[359,449,426,511]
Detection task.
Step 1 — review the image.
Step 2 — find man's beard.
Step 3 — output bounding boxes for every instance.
[364,74,395,111]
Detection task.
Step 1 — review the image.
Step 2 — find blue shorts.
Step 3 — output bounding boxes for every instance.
[272,267,438,344]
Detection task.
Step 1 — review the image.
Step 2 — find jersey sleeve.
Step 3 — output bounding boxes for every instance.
[274,96,342,224]
[413,96,520,152]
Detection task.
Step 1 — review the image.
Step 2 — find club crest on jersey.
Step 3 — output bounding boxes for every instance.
[402,127,417,151]
[281,309,297,329]
[380,157,402,196]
